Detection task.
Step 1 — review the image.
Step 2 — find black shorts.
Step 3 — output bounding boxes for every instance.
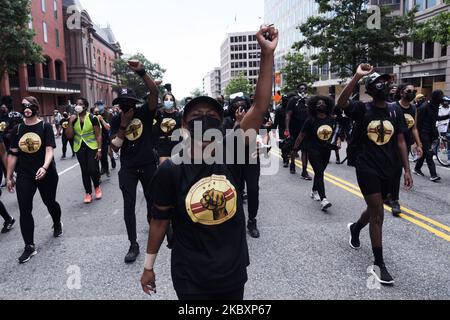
[356,170,392,200]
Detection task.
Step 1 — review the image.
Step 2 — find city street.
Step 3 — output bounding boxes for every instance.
[0,138,449,300]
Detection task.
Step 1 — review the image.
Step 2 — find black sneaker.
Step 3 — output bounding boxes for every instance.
[53,221,63,238]
[301,173,312,181]
[370,264,395,285]
[391,201,401,217]
[61,155,66,160]
[18,245,37,264]
[430,176,441,182]
[413,169,425,177]
[283,161,289,168]
[124,243,140,264]
[111,158,117,169]
[247,219,260,239]
[290,167,296,174]
[106,171,111,178]
[347,223,361,250]
[1,218,15,234]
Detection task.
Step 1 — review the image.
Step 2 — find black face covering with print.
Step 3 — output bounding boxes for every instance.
[188,115,223,141]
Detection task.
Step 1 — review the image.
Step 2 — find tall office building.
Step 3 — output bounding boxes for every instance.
[220,31,261,95]
[203,68,221,98]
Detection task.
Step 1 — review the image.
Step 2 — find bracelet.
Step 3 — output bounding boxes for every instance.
[144,253,157,270]
[136,69,146,77]
[144,268,154,273]
[41,167,47,171]
[97,149,102,152]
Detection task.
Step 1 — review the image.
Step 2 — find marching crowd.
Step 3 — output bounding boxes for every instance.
[1,24,450,300]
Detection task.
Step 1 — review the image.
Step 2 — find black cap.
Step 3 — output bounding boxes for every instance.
[183,96,224,120]
[112,88,142,106]
[364,73,393,90]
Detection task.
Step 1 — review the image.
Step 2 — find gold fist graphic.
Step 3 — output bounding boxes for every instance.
[200,189,228,221]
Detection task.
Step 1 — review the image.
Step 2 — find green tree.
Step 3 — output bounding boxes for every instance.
[224,73,253,97]
[413,0,450,46]
[295,0,417,80]
[0,0,43,92]
[190,88,205,98]
[280,52,318,93]
[113,53,165,99]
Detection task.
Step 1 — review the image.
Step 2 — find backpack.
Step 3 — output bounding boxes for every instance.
[347,102,398,167]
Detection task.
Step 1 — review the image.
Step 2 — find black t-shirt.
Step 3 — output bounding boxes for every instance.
[287,96,308,134]
[346,101,408,179]
[155,110,182,139]
[301,116,336,150]
[273,107,287,137]
[151,135,249,294]
[396,102,416,148]
[111,104,157,168]
[11,122,56,177]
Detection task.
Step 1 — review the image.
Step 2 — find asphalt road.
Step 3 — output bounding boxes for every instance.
[0,138,449,300]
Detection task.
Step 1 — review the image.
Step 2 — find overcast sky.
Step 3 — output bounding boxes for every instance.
[80,0,264,98]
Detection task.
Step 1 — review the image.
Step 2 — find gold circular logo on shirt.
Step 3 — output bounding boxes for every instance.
[125,118,143,141]
[19,132,42,154]
[160,118,177,133]
[0,122,7,132]
[404,114,415,130]
[62,121,69,129]
[317,125,333,141]
[367,120,395,146]
[185,175,238,226]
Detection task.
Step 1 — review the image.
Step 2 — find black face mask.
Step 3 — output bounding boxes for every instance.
[21,104,38,118]
[405,93,416,102]
[370,85,390,101]
[188,115,223,140]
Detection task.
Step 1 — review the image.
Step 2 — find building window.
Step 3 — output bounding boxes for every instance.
[426,0,436,8]
[424,42,434,59]
[43,22,48,43]
[41,0,46,12]
[413,41,422,59]
[415,0,424,11]
[54,0,58,19]
[55,29,60,47]
[441,45,447,57]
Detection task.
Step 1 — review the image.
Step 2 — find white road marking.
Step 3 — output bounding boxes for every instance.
[58,163,80,176]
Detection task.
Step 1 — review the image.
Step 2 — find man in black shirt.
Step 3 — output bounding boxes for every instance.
[337,64,413,286]
[60,112,74,159]
[285,84,312,180]
[414,90,449,182]
[110,60,159,264]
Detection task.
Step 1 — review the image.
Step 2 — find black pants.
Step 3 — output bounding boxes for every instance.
[16,168,61,246]
[62,134,74,157]
[76,143,100,194]
[100,143,110,173]
[176,286,245,300]
[308,148,331,200]
[119,163,156,243]
[0,170,12,223]
[241,162,260,220]
[415,134,437,177]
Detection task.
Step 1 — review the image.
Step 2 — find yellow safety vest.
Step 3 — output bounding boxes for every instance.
[73,113,99,152]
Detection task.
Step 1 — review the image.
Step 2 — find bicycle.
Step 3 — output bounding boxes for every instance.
[434,134,450,167]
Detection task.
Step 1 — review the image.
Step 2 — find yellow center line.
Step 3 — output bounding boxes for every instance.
[271,151,450,242]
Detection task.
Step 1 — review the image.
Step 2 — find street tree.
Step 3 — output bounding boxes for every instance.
[280,52,318,93]
[190,88,205,98]
[413,0,450,46]
[224,73,253,97]
[0,0,43,94]
[295,0,417,80]
[113,53,165,100]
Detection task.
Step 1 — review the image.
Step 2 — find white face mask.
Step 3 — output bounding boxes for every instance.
[75,105,84,114]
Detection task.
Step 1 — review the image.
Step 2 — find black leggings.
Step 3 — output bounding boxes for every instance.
[62,134,74,157]
[0,171,12,223]
[119,164,156,243]
[176,286,245,300]
[76,143,100,194]
[241,162,260,220]
[16,168,61,246]
[308,148,331,200]
[415,134,437,177]
[100,143,110,172]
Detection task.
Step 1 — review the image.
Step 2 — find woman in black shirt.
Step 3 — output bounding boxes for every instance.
[7,96,62,264]
[156,93,182,164]
[140,25,278,300]
[293,96,340,211]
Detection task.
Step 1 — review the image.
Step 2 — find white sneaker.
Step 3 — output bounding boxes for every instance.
[321,199,332,211]
[311,191,321,201]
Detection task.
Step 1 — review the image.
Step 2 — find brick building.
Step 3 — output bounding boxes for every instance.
[62,0,122,107]
[1,0,81,116]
